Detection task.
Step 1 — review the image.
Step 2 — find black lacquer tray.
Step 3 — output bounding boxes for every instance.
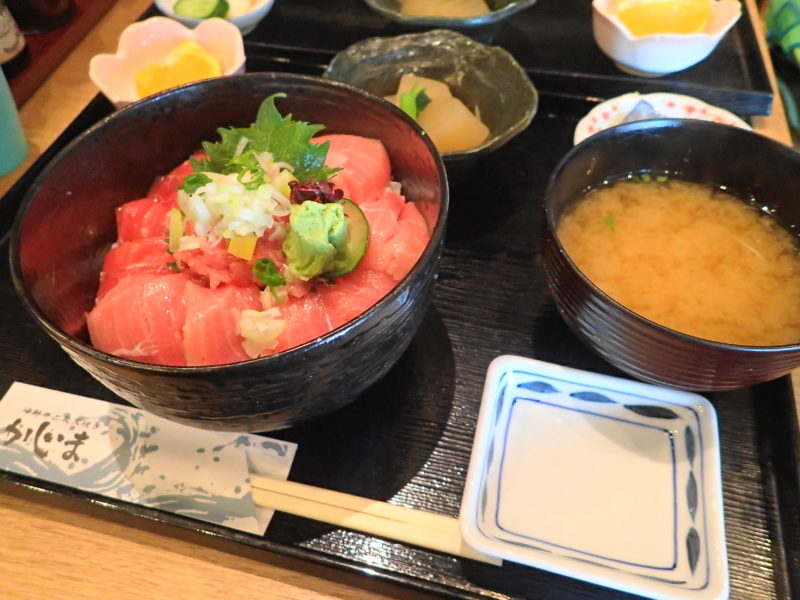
[2,9,800,600]
[239,0,773,115]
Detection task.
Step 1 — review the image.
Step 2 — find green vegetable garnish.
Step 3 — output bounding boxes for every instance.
[180,173,212,194]
[173,0,229,18]
[253,258,287,288]
[604,215,615,232]
[167,261,181,272]
[192,94,340,185]
[398,84,431,121]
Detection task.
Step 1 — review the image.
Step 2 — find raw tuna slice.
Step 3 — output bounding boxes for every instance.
[358,198,429,281]
[360,186,405,217]
[384,202,430,280]
[87,273,190,366]
[358,187,406,273]
[182,282,262,366]
[314,134,391,204]
[116,197,172,242]
[318,268,396,330]
[273,293,332,353]
[97,237,174,299]
[148,159,193,205]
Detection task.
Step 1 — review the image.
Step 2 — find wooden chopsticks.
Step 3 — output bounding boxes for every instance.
[249,475,501,565]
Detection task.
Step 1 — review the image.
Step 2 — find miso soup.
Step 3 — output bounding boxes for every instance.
[556,178,800,346]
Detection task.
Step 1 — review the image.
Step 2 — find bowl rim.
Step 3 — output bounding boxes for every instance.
[9,72,449,374]
[362,0,538,27]
[154,0,277,25]
[323,28,539,160]
[544,117,800,353]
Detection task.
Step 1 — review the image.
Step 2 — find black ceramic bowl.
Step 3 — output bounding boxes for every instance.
[323,30,538,164]
[542,119,800,391]
[10,73,448,431]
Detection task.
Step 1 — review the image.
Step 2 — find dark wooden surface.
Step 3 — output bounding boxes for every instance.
[7,0,116,105]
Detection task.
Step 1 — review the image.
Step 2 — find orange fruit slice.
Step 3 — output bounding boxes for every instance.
[134,40,223,99]
[616,0,711,37]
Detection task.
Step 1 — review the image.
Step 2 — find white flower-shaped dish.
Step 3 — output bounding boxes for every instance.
[89,16,245,108]
[592,0,741,76]
[461,356,728,600]
[154,0,276,35]
[574,91,751,144]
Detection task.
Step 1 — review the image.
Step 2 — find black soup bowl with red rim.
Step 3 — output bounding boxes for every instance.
[10,73,448,432]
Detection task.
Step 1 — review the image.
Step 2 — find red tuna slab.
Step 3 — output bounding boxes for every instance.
[96,237,174,299]
[87,273,190,366]
[182,281,262,366]
[315,134,391,205]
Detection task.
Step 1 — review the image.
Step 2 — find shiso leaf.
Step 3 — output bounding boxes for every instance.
[180,173,212,194]
[191,94,340,183]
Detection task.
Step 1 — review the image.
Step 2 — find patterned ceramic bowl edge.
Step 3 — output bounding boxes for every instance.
[574,92,751,145]
[461,355,728,600]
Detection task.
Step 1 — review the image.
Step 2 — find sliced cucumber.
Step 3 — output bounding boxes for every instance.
[324,198,370,279]
[173,0,229,18]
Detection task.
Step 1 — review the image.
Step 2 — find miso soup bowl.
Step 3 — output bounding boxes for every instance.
[10,73,448,431]
[542,119,800,391]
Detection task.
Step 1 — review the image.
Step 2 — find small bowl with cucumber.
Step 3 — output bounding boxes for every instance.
[155,0,275,34]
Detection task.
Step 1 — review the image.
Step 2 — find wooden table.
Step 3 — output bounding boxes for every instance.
[0,1,795,598]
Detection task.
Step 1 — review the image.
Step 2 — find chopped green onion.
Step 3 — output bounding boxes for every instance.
[398,84,432,120]
[253,258,286,288]
[604,215,615,232]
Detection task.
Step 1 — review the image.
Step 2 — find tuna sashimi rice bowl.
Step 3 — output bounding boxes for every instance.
[11,74,447,431]
[88,94,431,366]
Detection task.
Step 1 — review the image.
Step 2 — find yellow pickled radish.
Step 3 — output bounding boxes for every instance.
[134,40,222,99]
[616,0,711,36]
[396,74,452,101]
[417,96,489,153]
[168,208,183,253]
[400,0,491,17]
[228,234,258,261]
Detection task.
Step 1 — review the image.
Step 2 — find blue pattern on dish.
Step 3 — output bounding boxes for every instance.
[474,368,712,591]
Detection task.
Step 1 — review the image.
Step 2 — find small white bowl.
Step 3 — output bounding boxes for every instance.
[461,355,728,600]
[592,0,741,76]
[154,0,276,35]
[89,16,245,108]
[574,91,751,144]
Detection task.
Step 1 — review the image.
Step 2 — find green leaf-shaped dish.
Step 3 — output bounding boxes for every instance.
[324,29,538,161]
